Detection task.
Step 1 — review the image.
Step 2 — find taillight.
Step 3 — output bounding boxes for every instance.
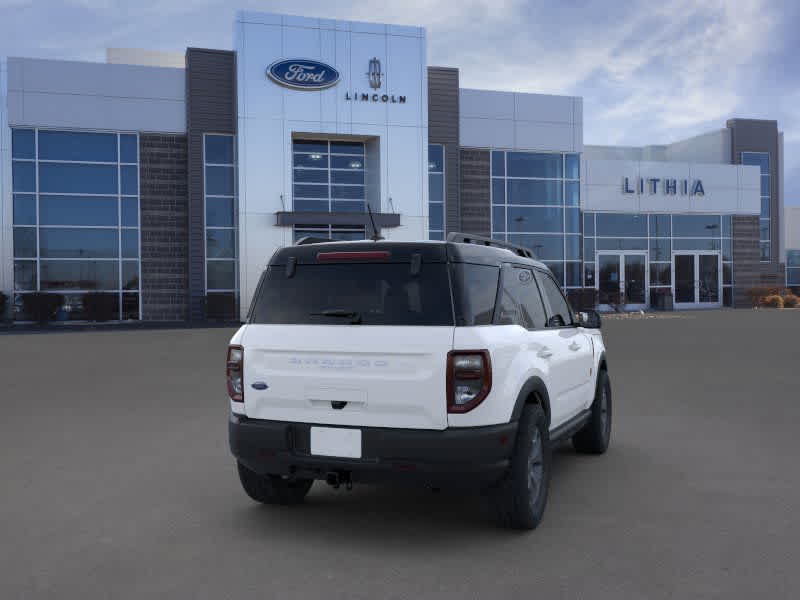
[447,350,492,413]
[227,345,244,402]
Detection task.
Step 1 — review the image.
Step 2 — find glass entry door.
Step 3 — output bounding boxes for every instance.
[672,252,721,308]
[597,252,648,310]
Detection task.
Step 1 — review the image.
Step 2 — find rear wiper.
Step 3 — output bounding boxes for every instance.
[310,309,362,324]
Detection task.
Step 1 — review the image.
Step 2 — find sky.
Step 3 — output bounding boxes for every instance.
[1,0,798,205]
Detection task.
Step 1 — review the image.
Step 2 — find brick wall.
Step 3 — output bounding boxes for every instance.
[459,149,491,237]
[428,67,461,234]
[139,134,189,321]
[732,215,760,307]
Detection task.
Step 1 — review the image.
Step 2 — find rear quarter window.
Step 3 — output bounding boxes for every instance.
[451,264,500,326]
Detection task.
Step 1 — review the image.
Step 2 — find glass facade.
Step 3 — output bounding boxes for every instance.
[787,250,800,287]
[491,150,581,287]
[204,134,239,306]
[428,144,445,240]
[292,140,366,213]
[11,128,141,320]
[742,152,770,261]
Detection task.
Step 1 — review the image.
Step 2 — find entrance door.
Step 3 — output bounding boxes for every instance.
[672,252,721,309]
[596,252,648,311]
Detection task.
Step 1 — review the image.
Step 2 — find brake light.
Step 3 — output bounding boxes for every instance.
[227,345,244,402]
[317,251,391,262]
[447,350,492,413]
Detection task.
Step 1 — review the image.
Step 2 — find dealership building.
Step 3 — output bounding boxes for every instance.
[0,11,793,322]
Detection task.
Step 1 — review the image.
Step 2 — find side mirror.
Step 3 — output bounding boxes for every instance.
[546,314,565,328]
[578,310,602,329]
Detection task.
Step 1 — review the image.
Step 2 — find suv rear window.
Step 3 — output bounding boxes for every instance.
[249,263,454,326]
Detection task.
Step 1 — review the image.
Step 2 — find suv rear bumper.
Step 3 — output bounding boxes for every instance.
[229,414,518,487]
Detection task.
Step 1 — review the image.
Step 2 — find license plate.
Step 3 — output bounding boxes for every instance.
[310,427,362,459]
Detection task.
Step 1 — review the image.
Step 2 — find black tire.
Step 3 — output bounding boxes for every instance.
[572,369,612,454]
[236,462,313,505]
[489,404,550,530]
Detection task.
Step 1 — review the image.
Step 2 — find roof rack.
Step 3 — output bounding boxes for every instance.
[446,232,537,260]
[294,236,333,246]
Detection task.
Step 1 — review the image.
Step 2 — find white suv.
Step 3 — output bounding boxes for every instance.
[227,234,611,529]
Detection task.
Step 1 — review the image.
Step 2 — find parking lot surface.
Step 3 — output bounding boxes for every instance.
[1,309,799,599]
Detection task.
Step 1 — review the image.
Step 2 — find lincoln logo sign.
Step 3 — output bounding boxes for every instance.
[266,59,340,90]
[623,177,705,196]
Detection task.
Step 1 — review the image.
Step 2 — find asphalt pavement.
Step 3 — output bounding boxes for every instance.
[1,309,799,599]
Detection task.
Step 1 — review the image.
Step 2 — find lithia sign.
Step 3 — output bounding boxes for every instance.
[267,57,406,103]
[623,177,705,196]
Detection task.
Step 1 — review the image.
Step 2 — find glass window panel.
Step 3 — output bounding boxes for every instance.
[492,207,505,233]
[205,135,234,164]
[12,129,35,159]
[565,154,580,180]
[650,263,671,286]
[428,144,444,172]
[206,197,234,227]
[565,208,580,233]
[760,242,770,261]
[294,199,329,212]
[583,213,595,237]
[673,238,721,251]
[428,173,444,203]
[40,260,119,290]
[293,153,329,168]
[759,219,770,241]
[565,262,582,287]
[429,203,444,231]
[672,214,721,237]
[760,175,770,196]
[507,180,562,205]
[122,293,140,320]
[787,268,800,285]
[584,262,595,287]
[14,261,37,291]
[294,183,329,199]
[331,185,364,200]
[565,235,581,260]
[787,251,800,268]
[331,155,363,169]
[207,260,236,290]
[649,214,671,237]
[121,198,139,227]
[723,287,732,307]
[40,228,118,258]
[122,261,139,290]
[543,262,564,287]
[120,134,138,163]
[40,195,118,226]
[741,152,769,174]
[491,151,505,177]
[429,231,444,241]
[722,238,732,261]
[330,228,366,241]
[507,206,563,233]
[207,229,236,258]
[13,194,36,225]
[205,166,234,195]
[761,197,770,218]
[507,152,562,178]
[331,201,365,213]
[492,179,505,205]
[649,238,671,261]
[121,165,138,195]
[721,215,732,237]
[13,227,37,258]
[122,229,139,258]
[39,163,118,194]
[38,131,118,162]
[595,213,647,237]
[12,161,36,192]
[330,141,364,155]
[723,263,732,285]
[508,234,564,261]
[583,237,594,262]
[293,140,328,154]
[596,238,647,251]
[293,168,328,183]
[565,181,579,206]
[332,170,365,185]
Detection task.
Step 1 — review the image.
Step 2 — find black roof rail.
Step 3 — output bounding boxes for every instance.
[294,236,333,246]
[446,232,536,260]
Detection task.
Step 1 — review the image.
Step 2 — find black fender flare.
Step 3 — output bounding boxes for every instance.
[597,351,608,373]
[510,377,552,427]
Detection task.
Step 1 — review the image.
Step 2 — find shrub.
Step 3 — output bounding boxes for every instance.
[22,293,65,324]
[762,295,784,309]
[782,294,799,308]
[0,292,7,322]
[83,292,118,322]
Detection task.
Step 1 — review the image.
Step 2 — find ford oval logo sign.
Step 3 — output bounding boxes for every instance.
[267,59,340,90]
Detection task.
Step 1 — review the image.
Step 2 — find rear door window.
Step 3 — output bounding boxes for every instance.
[536,270,574,327]
[249,263,454,326]
[496,265,547,329]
